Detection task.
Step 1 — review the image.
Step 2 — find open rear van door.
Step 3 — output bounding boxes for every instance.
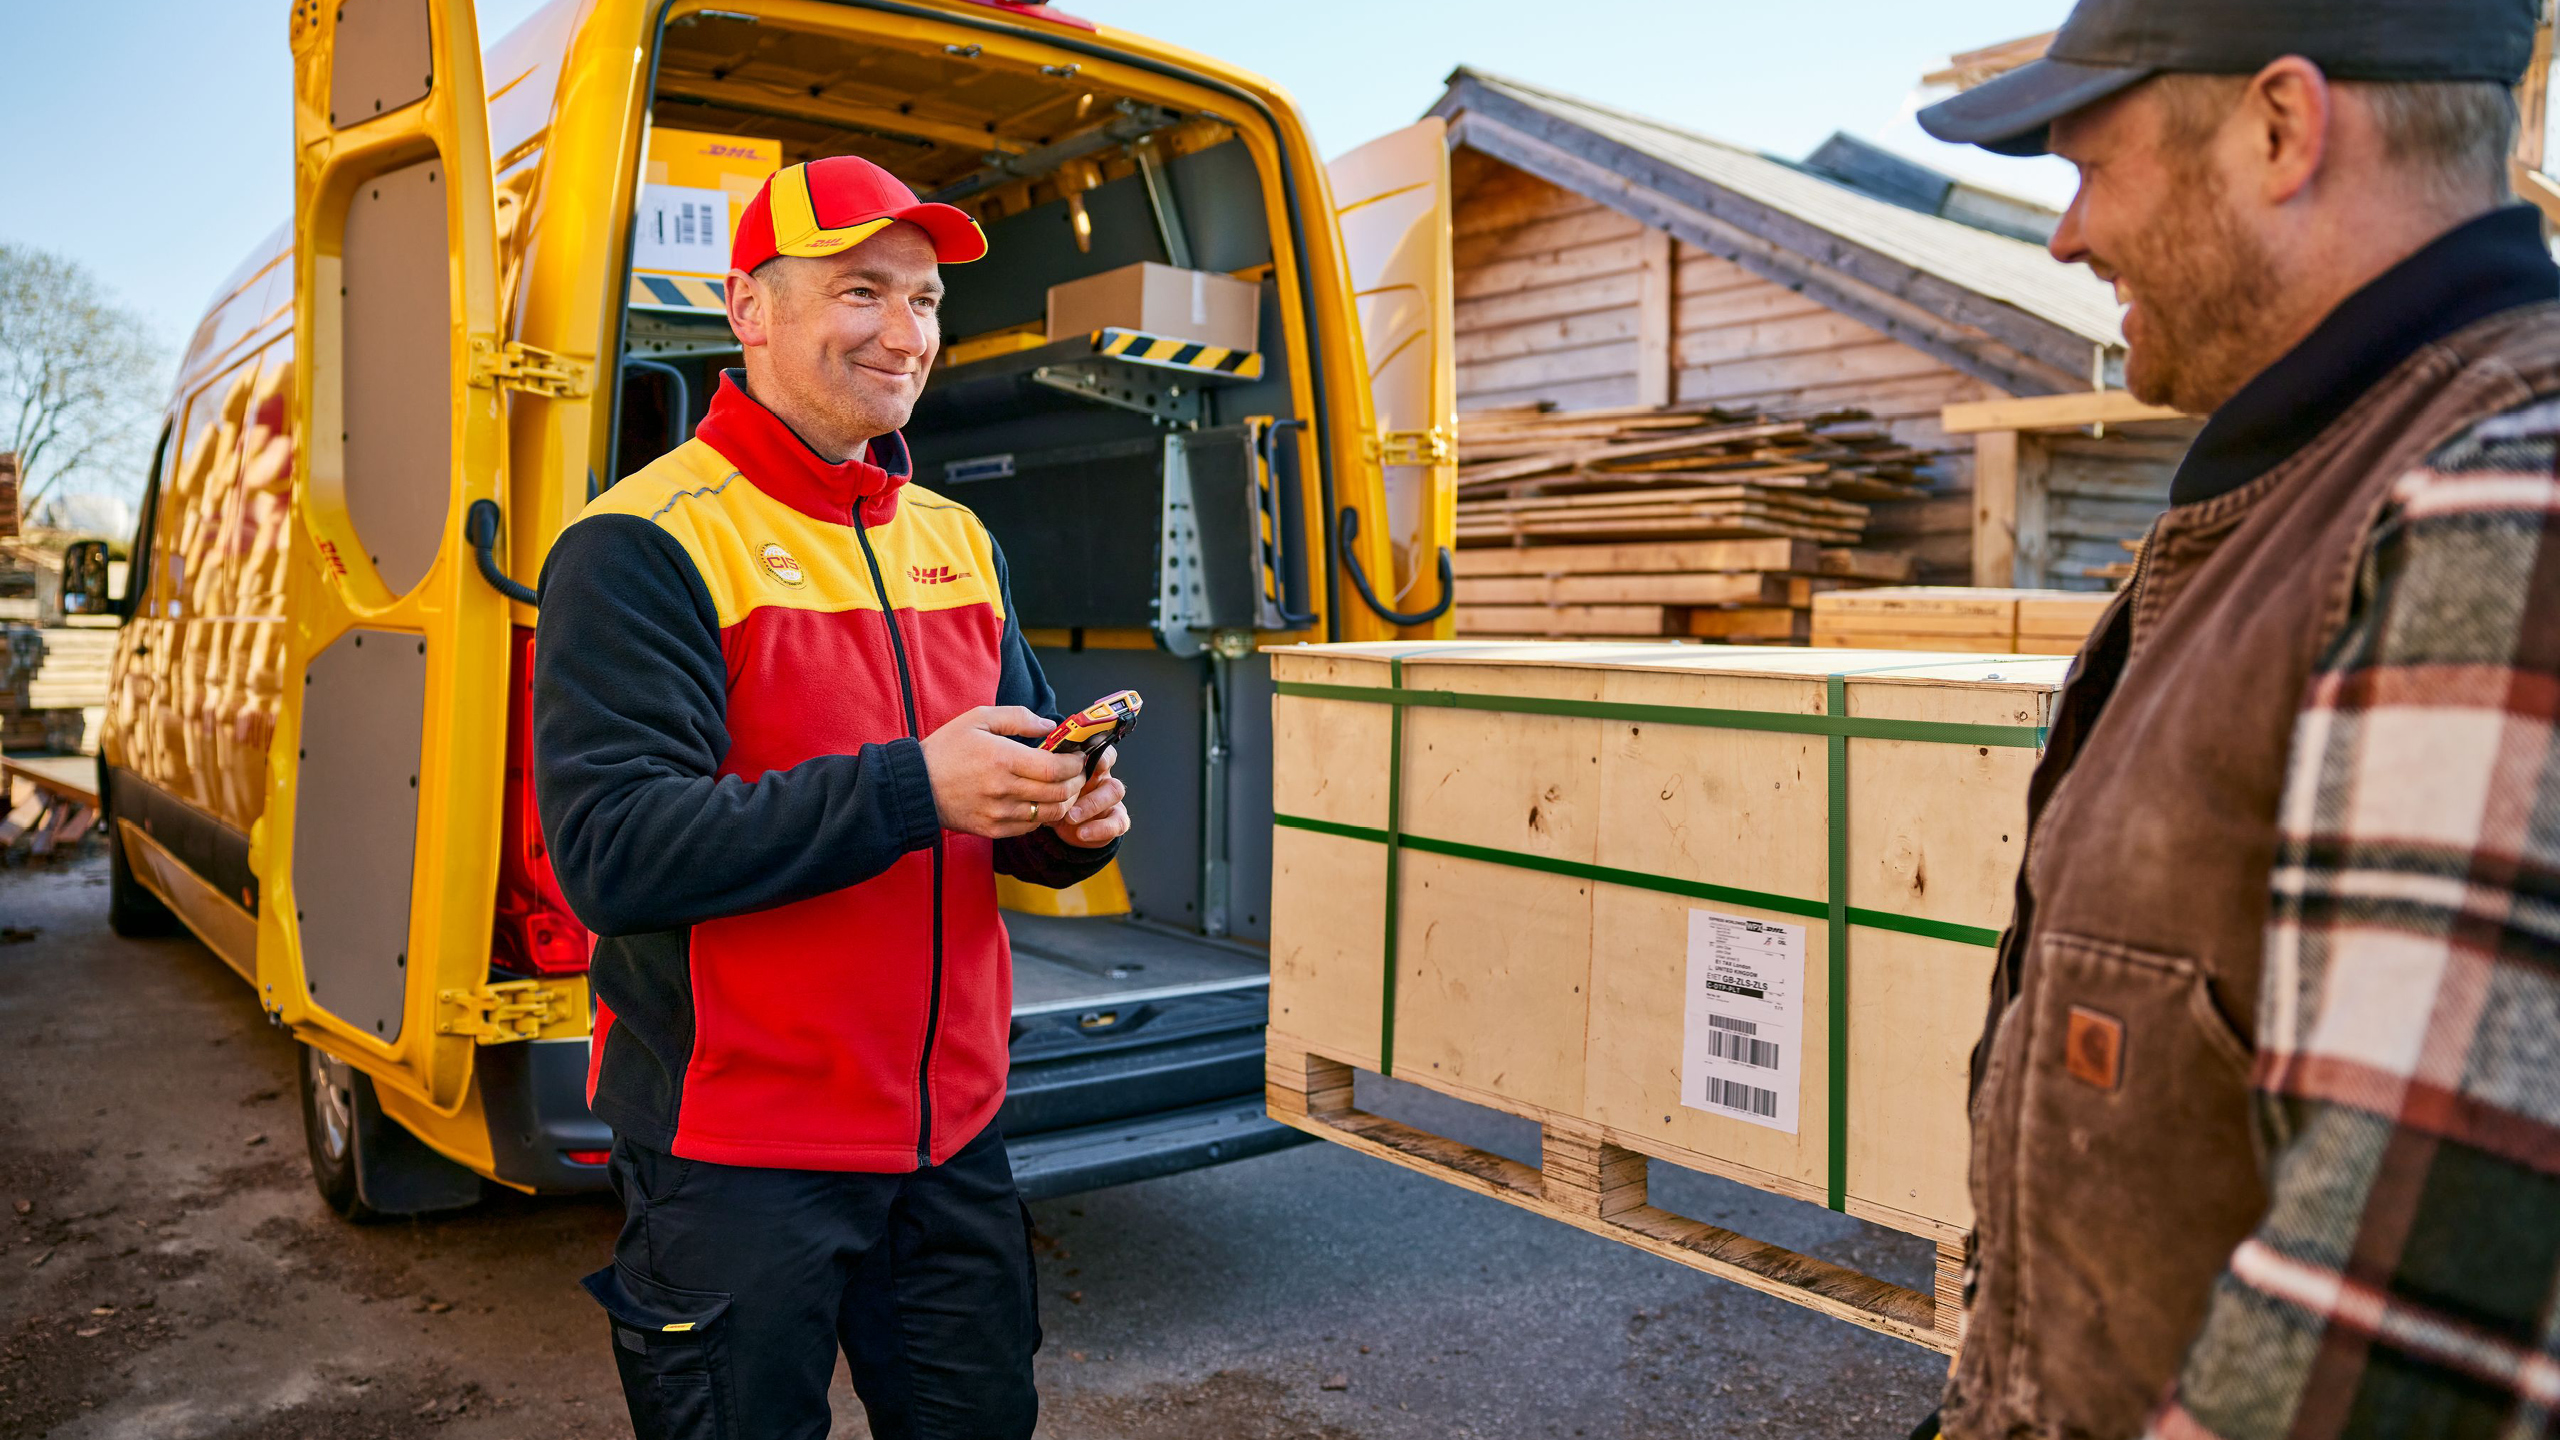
[1327,117,1458,633]
[267,0,527,1111]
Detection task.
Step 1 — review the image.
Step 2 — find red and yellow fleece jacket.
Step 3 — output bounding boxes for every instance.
[533,372,1115,1171]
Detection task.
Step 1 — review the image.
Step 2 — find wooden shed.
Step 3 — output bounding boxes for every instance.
[1428,69,2191,585]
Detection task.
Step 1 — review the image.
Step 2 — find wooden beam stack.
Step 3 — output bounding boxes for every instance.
[1455,538,1913,642]
[1454,405,1927,640]
[1810,586,2114,655]
[0,627,108,754]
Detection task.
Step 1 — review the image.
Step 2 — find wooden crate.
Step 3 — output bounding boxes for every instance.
[1266,641,2068,1351]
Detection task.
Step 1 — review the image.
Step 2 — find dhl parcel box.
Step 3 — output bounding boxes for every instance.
[630,127,783,313]
[1046,262,1260,353]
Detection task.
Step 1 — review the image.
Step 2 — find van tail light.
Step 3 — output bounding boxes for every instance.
[493,626,595,977]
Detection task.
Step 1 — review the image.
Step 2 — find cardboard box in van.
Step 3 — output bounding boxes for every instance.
[1046,262,1259,353]
[632,127,782,310]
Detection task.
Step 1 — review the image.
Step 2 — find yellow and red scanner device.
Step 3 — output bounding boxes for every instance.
[1037,689,1141,774]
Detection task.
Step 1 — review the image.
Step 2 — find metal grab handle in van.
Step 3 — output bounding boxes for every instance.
[465,500,539,608]
[622,358,690,457]
[1336,507,1454,628]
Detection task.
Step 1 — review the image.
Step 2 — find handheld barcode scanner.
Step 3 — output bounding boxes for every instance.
[1038,690,1142,776]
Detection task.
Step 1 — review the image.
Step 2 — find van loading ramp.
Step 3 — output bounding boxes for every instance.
[1000,911,1311,1199]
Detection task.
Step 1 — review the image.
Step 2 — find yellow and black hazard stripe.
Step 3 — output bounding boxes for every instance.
[1248,416,1282,608]
[628,274,728,312]
[1091,328,1264,380]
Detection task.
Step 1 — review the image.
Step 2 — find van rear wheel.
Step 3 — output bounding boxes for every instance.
[104,810,177,938]
[297,1044,483,1222]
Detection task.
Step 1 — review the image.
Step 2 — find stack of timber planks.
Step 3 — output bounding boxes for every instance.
[1810,587,2114,655]
[1455,538,1913,643]
[1,626,111,753]
[1265,641,2071,1352]
[1454,405,1926,640]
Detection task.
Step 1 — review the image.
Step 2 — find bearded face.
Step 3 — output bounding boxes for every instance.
[2111,159,2287,413]
[2053,84,2295,416]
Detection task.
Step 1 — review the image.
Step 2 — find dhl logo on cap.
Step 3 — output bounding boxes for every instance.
[732,155,990,274]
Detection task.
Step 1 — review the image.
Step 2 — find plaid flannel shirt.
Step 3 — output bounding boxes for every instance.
[2153,397,2560,1439]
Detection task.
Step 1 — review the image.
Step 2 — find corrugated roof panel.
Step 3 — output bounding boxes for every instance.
[1456,69,2126,348]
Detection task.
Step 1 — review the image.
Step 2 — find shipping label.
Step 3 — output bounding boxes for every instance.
[633,183,734,278]
[1679,908,1805,1135]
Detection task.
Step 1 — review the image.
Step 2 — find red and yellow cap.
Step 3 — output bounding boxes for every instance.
[730,155,989,273]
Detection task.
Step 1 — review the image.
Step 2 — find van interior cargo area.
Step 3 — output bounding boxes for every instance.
[612,10,1303,1045]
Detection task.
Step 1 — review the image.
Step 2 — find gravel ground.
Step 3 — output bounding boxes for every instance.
[0,853,1944,1438]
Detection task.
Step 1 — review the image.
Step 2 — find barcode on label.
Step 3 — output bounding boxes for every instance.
[1704,1076,1780,1117]
[1708,1014,1758,1036]
[1707,1030,1781,1069]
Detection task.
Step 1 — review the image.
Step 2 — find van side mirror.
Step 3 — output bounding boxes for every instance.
[59,540,118,619]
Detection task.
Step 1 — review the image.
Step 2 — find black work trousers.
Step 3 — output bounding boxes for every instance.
[581,1120,1040,1440]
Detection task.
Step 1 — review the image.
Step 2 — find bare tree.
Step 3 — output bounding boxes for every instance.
[0,244,166,518]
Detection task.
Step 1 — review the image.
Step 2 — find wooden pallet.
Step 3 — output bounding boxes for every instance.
[0,764,98,859]
[1268,1034,1964,1354]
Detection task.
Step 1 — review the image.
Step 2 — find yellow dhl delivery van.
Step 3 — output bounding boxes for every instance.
[60,0,1456,1218]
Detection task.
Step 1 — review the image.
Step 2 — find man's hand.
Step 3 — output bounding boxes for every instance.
[921,707,1087,839]
[1050,745,1130,849]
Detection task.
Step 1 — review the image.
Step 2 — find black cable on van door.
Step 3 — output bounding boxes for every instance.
[466,500,539,607]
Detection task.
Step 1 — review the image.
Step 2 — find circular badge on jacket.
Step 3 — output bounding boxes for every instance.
[758,542,807,588]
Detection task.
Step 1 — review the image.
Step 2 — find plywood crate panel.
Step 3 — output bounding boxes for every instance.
[1265,641,2066,1350]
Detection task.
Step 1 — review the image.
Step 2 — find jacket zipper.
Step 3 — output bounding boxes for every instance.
[852,506,944,1168]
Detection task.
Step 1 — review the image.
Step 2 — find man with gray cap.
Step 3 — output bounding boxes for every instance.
[1913,3,2560,1438]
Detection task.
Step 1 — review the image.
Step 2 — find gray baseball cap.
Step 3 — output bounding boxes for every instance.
[1919,0,2540,156]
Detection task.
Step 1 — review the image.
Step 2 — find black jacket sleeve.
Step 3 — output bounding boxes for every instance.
[532,514,942,937]
[987,538,1123,889]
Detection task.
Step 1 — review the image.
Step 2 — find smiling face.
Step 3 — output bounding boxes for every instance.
[728,221,944,460]
[2048,81,2284,415]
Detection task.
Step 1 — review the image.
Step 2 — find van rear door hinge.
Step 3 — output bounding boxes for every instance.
[1365,428,1454,467]
[467,339,594,399]
[436,979,573,1044]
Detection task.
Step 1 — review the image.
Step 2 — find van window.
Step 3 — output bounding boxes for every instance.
[123,424,173,618]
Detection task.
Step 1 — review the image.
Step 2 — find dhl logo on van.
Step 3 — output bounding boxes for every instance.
[703,144,765,159]
[908,564,972,585]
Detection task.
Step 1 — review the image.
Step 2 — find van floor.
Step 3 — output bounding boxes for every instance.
[1006,911,1267,1015]
[0,854,1941,1439]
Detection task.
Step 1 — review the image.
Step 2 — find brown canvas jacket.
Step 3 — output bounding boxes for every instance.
[1942,300,2560,1440]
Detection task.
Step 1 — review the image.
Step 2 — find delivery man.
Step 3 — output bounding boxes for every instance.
[534,155,1129,1440]
[1906,2,2560,1438]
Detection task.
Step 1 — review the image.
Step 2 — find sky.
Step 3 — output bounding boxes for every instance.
[0,0,2078,364]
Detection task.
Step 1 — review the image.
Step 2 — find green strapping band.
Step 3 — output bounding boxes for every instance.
[1272,681,2043,749]
[1825,673,1851,1213]
[1273,814,2001,949]
[1282,663,2021,1215]
[1380,658,1406,1077]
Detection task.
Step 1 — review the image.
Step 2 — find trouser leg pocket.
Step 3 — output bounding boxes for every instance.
[582,1262,734,1440]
